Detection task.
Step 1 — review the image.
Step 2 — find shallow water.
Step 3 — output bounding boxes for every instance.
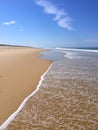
[5,49,98,129]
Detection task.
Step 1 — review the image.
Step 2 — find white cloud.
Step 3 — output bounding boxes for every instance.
[3,21,16,25]
[35,0,74,30]
[57,17,73,31]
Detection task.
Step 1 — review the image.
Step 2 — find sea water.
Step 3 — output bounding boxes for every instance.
[4,48,98,130]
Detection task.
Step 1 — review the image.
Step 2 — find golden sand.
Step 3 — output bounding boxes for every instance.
[0,46,51,125]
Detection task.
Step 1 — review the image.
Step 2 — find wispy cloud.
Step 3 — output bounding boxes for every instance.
[3,21,16,25]
[35,0,74,30]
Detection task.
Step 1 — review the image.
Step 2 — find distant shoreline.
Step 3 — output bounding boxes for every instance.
[0,44,33,48]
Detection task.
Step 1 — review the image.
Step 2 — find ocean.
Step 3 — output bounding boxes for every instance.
[1,48,98,130]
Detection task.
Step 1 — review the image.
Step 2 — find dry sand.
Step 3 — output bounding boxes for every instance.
[0,46,51,125]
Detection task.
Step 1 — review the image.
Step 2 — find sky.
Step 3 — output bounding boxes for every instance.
[0,0,98,48]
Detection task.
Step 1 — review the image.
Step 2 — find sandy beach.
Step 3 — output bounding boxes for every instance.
[0,46,51,125]
[4,49,98,130]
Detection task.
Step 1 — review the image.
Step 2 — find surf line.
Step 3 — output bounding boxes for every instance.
[0,63,54,130]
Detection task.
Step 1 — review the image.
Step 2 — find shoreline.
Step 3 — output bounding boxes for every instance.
[0,63,53,130]
[1,49,98,129]
[0,46,52,127]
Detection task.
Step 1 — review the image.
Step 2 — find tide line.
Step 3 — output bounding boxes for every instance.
[0,63,54,130]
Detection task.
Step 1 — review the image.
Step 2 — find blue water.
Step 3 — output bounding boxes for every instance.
[41,47,98,62]
[64,47,98,50]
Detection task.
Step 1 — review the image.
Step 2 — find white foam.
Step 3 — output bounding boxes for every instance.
[64,52,73,59]
[56,47,98,53]
[0,63,53,130]
[54,49,76,59]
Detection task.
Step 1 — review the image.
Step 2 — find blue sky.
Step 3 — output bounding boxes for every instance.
[0,0,98,48]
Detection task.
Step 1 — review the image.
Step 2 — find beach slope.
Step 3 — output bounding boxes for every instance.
[0,46,51,125]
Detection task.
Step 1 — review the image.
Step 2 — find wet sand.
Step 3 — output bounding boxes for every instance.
[5,50,98,130]
[0,46,51,125]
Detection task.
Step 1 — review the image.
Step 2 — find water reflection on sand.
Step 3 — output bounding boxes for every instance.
[6,50,98,130]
